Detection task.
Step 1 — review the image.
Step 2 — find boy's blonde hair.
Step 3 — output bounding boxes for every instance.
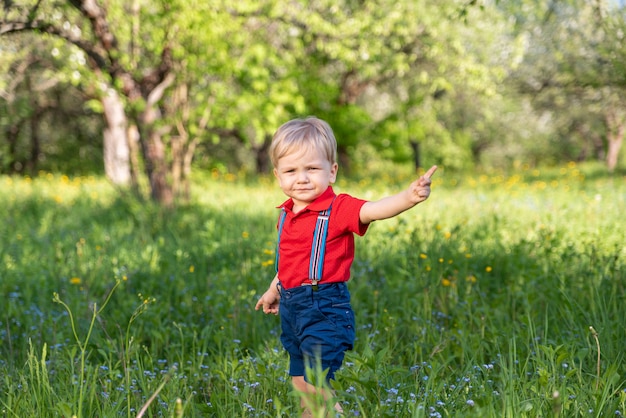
[269,117,337,167]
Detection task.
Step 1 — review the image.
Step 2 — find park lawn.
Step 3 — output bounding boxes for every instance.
[1,164,625,417]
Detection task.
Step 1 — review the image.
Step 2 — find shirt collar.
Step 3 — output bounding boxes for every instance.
[278,186,336,212]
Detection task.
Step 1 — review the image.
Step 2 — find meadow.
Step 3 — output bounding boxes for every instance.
[1,163,625,417]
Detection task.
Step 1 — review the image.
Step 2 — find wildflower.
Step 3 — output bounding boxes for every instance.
[466,399,475,407]
[485,266,492,272]
[242,231,249,239]
[420,253,428,259]
[189,265,195,273]
[466,275,477,283]
[70,277,82,285]
[444,231,451,239]
[441,278,451,287]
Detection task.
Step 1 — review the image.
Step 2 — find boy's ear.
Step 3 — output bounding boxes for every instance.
[273,168,282,185]
[329,163,338,183]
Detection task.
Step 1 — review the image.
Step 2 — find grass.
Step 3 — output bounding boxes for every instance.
[1,163,625,417]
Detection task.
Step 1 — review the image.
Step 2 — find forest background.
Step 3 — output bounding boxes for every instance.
[1,0,625,204]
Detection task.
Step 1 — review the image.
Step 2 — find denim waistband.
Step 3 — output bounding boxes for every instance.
[278,281,347,298]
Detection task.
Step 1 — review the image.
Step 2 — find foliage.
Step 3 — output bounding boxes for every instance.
[1,165,625,416]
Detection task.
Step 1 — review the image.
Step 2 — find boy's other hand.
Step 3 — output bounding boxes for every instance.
[255,289,280,315]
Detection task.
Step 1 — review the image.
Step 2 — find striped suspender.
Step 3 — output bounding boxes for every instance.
[275,210,287,270]
[309,207,331,285]
[275,202,333,288]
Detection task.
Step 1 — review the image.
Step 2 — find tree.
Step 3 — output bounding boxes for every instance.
[0,33,103,174]
[1,0,247,205]
[504,0,626,171]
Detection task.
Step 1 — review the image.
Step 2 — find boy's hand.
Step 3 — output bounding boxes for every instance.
[408,165,437,204]
[255,288,280,315]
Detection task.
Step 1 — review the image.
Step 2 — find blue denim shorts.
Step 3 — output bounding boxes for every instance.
[279,282,355,382]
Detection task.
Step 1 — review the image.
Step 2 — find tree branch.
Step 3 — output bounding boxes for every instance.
[1,20,108,69]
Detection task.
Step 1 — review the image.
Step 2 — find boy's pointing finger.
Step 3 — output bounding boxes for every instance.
[424,165,438,180]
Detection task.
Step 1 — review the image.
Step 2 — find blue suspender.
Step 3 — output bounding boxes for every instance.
[275,210,288,270]
[308,207,331,284]
[275,202,333,288]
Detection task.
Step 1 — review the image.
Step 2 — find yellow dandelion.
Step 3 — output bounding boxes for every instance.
[122,275,128,281]
[466,275,477,283]
[263,249,274,255]
[465,253,472,258]
[70,277,82,285]
[439,258,444,263]
[444,231,452,239]
[486,266,492,272]
[441,278,451,287]
[425,265,432,271]
[261,260,274,267]
[420,253,428,259]
[242,231,249,239]
[189,265,195,273]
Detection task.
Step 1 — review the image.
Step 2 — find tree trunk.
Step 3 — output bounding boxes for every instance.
[606,126,624,172]
[102,90,131,185]
[410,140,421,172]
[605,111,625,172]
[27,109,41,174]
[254,134,272,174]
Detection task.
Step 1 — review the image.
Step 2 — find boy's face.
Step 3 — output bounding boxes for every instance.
[273,146,338,210]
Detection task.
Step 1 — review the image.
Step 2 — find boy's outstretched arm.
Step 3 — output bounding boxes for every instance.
[255,274,280,315]
[359,165,437,225]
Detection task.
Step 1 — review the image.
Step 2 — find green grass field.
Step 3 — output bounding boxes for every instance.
[1,163,625,417]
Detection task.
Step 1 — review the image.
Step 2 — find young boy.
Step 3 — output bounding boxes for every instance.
[255,116,436,416]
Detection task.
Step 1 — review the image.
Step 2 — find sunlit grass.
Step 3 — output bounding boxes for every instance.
[1,163,625,417]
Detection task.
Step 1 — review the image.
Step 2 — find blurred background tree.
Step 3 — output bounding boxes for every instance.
[1,0,624,204]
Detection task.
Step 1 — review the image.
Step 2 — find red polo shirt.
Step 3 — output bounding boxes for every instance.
[276,186,369,289]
